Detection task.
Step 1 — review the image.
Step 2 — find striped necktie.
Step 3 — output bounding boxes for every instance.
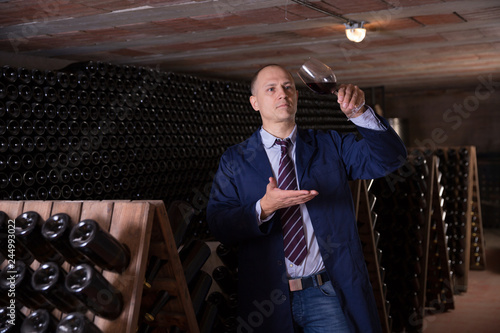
[275,139,307,265]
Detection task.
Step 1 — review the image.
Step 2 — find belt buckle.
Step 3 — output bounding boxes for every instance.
[316,273,323,286]
[289,278,303,292]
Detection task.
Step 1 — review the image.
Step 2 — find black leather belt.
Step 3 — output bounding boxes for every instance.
[288,271,330,292]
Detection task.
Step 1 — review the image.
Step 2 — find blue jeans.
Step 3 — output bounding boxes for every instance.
[291,280,350,333]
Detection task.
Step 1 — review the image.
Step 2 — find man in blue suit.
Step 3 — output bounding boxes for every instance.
[207,64,406,332]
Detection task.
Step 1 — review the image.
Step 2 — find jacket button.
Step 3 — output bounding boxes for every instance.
[277,260,282,266]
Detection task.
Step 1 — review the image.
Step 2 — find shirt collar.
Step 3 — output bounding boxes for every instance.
[260,125,297,149]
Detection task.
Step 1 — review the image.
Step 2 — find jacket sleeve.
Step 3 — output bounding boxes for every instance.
[206,149,274,245]
[339,115,407,180]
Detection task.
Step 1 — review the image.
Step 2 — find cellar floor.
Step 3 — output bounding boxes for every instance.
[423,228,500,333]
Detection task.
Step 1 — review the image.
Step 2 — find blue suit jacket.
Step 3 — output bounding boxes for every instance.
[207,116,407,332]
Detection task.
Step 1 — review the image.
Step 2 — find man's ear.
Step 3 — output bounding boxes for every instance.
[249,95,259,111]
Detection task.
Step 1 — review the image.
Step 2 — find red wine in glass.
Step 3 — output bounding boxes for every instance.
[298,58,338,95]
[306,81,338,95]
[298,58,364,116]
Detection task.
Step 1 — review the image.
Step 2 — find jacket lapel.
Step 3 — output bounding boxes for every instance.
[245,129,274,181]
[295,128,316,184]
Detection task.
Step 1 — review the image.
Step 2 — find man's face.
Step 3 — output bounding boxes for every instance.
[250,66,298,127]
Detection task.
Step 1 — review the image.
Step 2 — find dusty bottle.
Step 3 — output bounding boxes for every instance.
[55,312,103,333]
[14,211,63,264]
[31,262,87,313]
[41,213,89,266]
[69,219,130,273]
[65,264,123,320]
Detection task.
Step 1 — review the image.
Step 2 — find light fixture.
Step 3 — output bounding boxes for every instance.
[345,21,366,43]
[290,1,368,42]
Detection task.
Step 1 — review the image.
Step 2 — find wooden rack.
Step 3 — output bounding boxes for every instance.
[411,146,486,292]
[350,179,391,333]
[416,155,434,328]
[348,146,485,331]
[425,157,455,312]
[355,152,455,332]
[468,147,487,270]
[138,201,200,331]
[0,200,199,333]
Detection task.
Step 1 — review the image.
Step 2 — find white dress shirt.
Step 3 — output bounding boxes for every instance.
[255,107,385,278]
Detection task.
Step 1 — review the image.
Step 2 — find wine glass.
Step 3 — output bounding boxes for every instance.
[297,58,364,116]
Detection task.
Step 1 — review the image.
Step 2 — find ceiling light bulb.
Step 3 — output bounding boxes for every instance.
[345,21,366,43]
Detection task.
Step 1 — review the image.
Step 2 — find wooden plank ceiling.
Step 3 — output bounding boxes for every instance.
[0,0,499,91]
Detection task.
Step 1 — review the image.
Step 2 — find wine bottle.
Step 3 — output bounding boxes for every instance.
[167,200,195,248]
[0,261,53,310]
[77,73,89,90]
[143,255,167,289]
[18,85,32,102]
[43,86,57,103]
[212,266,237,295]
[32,86,44,102]
[178,240,211,286]
[55,312,103,333]
[19,102,32,119]
[65,264,123,320]
[17,67,31,84]
[20,309,58,333]
[14,211,63,264]
[198,303,218,333]
[32,262,87,313]
[44,70,57,86]
[31,69,45,85]
[21,154,34,170]
[69,219,130,273]
[0,211,34,265]
[41,213,89,266]
[216,243,238,272]
[189,271,213,316]
[6,120,20,136]
[21,137,35,153]
[143,290,171,322]
[0,305,26,332]
[5,85,18,101]
[8,137,21,154]
[227,293,238,316]
[57,71,70,88]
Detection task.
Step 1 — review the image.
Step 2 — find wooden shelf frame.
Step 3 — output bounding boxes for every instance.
[425,157,455,312]
[352,148,483,331]
[139,200,200,332]
[469,147,487,270]
[351,179,391,333]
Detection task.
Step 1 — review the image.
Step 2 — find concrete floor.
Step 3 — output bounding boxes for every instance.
[423,228,500,333]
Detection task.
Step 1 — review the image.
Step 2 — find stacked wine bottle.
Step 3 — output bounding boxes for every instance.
[351,180,392,333]
[137,200,215,333]
[1,62,353,210]
[0,210,131,332]
[201,242,239,333]
[369,149,430,333]
[435,148,469,291]
[425,158,455,315]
